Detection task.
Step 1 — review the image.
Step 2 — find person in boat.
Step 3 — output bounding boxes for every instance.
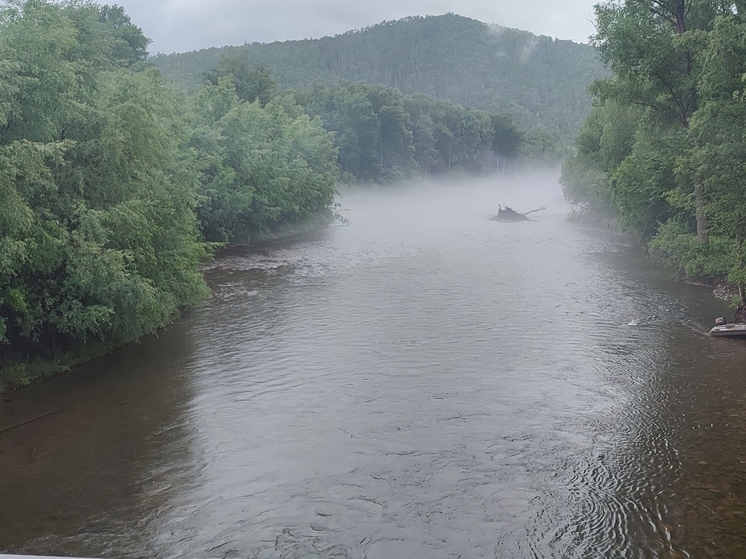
[715,306,746,325]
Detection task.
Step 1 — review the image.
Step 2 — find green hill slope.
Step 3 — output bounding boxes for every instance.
[152,13,604,140]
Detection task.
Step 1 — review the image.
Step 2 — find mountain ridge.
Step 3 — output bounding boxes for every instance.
[152,13,605,140]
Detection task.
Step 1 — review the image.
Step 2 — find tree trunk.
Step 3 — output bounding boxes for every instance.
[695,180,709,244]
[380,132,383,170]
[736,231,746,319]
[735,231,746,319]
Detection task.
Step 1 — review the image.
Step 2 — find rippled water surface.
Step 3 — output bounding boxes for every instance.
[3,176,746,558]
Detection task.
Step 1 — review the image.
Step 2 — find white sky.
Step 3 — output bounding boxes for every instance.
[111,0,599,55]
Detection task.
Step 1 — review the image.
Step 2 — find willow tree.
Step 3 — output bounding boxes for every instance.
[0,0,208,379]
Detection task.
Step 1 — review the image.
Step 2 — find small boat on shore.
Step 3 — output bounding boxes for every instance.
[709,317,746,337]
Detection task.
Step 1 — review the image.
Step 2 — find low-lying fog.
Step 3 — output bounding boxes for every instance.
[337,167,568,225]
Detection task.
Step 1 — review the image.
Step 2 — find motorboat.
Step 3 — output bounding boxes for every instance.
[709,317,746,337]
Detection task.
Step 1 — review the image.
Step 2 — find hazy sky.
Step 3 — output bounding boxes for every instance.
[113,0,599,55]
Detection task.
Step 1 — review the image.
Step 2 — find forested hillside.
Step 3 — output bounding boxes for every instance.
[152,14,605,141]
[561,0,746,313]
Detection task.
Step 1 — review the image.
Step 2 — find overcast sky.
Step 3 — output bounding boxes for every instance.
[112,0,599,55]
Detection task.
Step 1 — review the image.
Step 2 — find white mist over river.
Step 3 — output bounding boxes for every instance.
[2,174,746,558]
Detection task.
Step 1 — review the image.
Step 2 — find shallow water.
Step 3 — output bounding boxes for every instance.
[2,175,746,558]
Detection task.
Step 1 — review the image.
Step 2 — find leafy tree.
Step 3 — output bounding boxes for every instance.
[0,1,207,379]
[592,0,727,243]
[561,99,641,212]
[492,114,522,173]
[94,4,150,65]
[367,87,415,178]
[611,121,681,240]
[686,14,746,303]
[294,83,535,182]
[0,0,347,385]
[206,53,277,106]
[190,81,338,243]
[562,1,746,301]
[410,110,438,175]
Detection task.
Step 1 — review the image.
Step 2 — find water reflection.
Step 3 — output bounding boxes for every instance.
[0,315,202,558]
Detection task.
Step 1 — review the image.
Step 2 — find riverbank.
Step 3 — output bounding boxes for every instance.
[0,344,111,395]
[0,213,344,395]
[569,205,740,300]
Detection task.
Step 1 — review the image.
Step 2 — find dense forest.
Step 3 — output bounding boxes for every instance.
[152,14,605,142]
[203,52,544,182]
[561,0,746,311]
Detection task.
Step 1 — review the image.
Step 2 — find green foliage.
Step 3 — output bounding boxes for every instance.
[685,13,746,301]
[189,79,339,243]
[152,13,605,142]
[95,4,150,65]
[649,220,733,281]
[610,120,685,241]
[519,126,570,163]
[206,54,277,106]
[592,1,707,127]
[294,84,526,182]
[563,1,746,300]
[0,0,348,387]
[561,99,641,211]
[0,0,212,384]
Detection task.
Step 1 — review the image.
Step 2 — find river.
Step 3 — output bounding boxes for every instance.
[2,174,746,558]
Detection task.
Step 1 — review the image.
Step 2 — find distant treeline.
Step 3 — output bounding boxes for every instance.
[205,54,564,183]
[561,0,746,310]
[152,13,606,142]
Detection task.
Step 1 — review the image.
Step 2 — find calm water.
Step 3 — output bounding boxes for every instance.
[2,175,746,559]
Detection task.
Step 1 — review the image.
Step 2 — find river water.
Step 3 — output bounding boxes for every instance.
[2,175,746,559]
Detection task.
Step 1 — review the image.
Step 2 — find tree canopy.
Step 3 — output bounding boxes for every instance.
[0,0,208,373]
[294,83,526,182]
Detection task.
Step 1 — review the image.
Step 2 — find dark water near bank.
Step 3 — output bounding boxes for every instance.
[2,175,746,559]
